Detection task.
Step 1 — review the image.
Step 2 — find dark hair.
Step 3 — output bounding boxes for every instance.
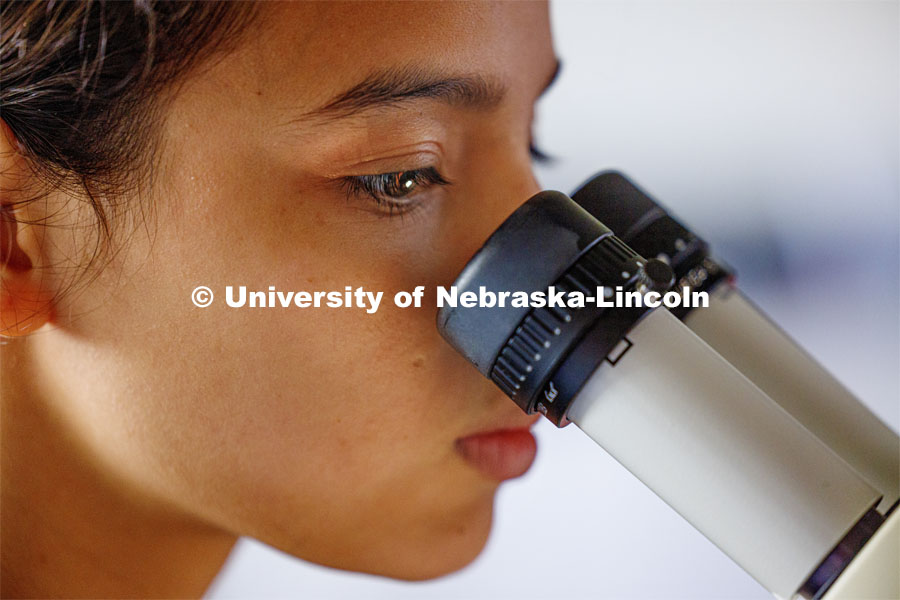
[1,0,256,264]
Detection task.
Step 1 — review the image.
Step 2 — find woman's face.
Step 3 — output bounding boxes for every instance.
[40,1,556,579]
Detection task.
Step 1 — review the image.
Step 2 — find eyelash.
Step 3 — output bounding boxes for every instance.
[341,167,451,216]
[529,141,553,164]
[342,139,552,216]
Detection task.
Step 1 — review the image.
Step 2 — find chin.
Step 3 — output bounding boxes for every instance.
[297,491,497,582]
[381,507,494,582]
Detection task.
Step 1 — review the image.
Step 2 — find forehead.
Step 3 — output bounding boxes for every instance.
[225,1,553,111]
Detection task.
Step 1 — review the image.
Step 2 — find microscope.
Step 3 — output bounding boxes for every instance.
[436,173,899,600]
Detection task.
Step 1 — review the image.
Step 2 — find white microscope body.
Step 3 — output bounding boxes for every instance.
[438,185,899,600]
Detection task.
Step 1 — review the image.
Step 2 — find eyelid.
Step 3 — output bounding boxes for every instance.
[529,141,553,163]
[341,166,451,217]
[345,166,450,198]
[330,143,444,177]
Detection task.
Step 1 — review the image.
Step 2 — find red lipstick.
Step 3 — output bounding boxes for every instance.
[455,427,537,481]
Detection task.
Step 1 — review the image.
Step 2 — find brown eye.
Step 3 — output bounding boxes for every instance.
[342,166,451,216]
[384,171,420,198]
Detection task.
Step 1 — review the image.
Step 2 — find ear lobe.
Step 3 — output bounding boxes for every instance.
[0,273,55,336]
[1,120,56,337]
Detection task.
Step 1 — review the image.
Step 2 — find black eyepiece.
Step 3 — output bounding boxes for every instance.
[571,171,731,317]
[436,190,672,426]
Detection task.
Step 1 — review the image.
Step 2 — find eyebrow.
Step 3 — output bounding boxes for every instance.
[299,58,562,122]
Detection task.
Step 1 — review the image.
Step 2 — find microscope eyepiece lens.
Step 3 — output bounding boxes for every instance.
[436,190,667,426]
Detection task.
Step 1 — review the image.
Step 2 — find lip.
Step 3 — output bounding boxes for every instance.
[455,421,539,482]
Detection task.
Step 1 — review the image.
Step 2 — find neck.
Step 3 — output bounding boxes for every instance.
[1,340,237,599]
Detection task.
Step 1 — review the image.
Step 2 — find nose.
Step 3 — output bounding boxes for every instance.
[502,161,543,214]
[441,157,543,281]
[431,157,547,424]
[488,159,543,231]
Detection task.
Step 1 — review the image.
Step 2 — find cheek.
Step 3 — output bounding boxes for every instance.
[131,304,500,579]
[59,204,499,562]
[54,99,523,575]
[51,250,500,577]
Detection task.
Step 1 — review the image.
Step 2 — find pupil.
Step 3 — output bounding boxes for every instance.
[392,172,416,195]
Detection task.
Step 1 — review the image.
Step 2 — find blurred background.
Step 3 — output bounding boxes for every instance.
[207,1,899,598]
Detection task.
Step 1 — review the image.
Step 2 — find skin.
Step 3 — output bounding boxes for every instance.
[0,2,556,597]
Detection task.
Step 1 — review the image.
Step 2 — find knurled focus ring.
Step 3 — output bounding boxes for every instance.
[489,234,648,411]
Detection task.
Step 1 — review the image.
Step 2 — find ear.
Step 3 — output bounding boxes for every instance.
[1,120,56,336]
